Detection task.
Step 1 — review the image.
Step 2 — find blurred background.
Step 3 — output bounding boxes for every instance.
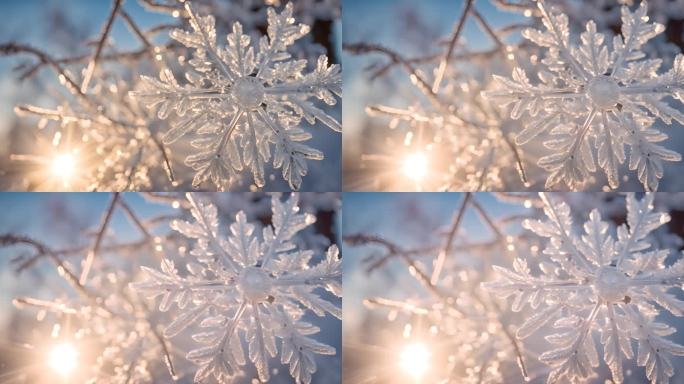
[0,192,341,383]
[342,0,684,191]
[342,192,684,383]
[0,0,341,192]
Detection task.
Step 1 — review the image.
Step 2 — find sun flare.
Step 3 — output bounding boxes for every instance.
[48,342,78,376]
[402,152,428,181]
[400,342,430,378]
[51,153,77,180]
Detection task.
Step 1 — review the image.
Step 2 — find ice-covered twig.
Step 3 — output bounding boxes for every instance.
[80,0,123,93]
[80,192,120,284]
[431,192,471,284]
[432,0,474,93]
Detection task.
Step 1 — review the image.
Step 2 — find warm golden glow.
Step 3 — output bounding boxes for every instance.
[51,153,77,180]
[402,152,428,181]
[400,342,430,378]
[48,343,78,376]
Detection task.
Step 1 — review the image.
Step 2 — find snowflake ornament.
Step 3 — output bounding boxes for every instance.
[131,2,341,190]
[483,1,684,191]
[483,193,684,384]
[131,193,341,384]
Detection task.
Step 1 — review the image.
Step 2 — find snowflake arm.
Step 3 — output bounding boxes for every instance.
[188,300,248,382]
[130,2,341,190]
[131,193,340,384]
[279,311,335,384]
[483,1,684,190]
[483,193,684,383]
[540,302,601,384]
[626,305,684,384]
[611,2,666,77]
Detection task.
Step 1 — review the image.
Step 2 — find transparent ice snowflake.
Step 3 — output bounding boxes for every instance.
[131,2,341,190]
[131,193,341,384]
[483,1,684,191]
[483,193,684,384]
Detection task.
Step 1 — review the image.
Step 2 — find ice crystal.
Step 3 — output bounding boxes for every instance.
[131,193,341,383]
[483,193,684,383]
[483,1,684,191]
[131,2,341,190]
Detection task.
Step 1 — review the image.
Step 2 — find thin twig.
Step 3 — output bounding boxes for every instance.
[345,43,495,130]
[80,193,121,284]
[363,297,430,315]
[12,237,171,272]
[471,7,505,48]
[433,0,474,93]
[124,147,144,191]
[118,196,153,240]
[0,235,102,304]
[13,42,181,81]
[470,196,505,239]
[475,148,495,191]
[345,233,438,272]
[501,133,529,186]
[399,252,444,299]
[151,134,176,183]
[491,300,529,381]
[81,0,123,93]
[431,193,471,284]
[0,43,94,107]
[344,234,444,300]
[361,21,530,81]
[13,297,78,314]
[491,0,537,14]
[344,43,440,105]
[119,8,153,50]
[139,0,184,15]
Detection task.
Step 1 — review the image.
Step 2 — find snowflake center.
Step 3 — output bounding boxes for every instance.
[586,76,620,109]
[237,267,272,302]
[594,266,629,302]
[231,77,265,110]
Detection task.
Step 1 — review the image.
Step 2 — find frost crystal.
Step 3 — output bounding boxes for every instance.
[131,193,341,383]
[483,1,684,191]
[131,2,341,190]
[483,193,684,384]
